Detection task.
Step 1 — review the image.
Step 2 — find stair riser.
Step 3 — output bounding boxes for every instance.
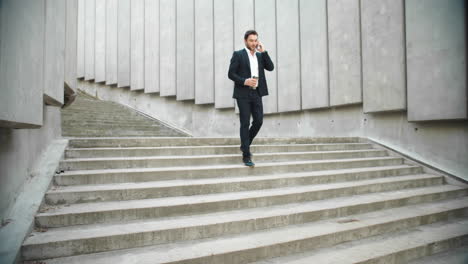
[64,144,374,158]
[59,151,388,171]
[46,166,423,205]
[164,209,468,264]
[67,137,362,148]
[36,177,443,228]
[25,189,468,260]
[54,158,404,185]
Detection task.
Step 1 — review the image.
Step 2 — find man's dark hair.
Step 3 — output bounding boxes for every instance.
[244,30,258,40]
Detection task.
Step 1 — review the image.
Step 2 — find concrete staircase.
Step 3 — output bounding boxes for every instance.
[61,91,188,137]
[20,135,468,263]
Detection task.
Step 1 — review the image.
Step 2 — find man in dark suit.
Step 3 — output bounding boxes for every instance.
[228,30,275,167]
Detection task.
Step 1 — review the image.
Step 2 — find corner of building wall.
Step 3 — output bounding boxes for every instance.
[0,139,69,264]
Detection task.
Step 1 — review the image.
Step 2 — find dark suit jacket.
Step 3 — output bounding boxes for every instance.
[228,49,274,99]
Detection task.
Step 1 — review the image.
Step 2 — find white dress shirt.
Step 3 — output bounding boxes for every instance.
[245,47,259,87]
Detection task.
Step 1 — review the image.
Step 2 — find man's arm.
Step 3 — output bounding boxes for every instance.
[262,51,274,71]
[228,51,247,86]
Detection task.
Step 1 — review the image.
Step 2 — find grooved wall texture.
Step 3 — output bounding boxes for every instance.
[74,0,466,120]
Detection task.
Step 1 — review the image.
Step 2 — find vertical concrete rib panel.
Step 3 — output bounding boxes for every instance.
[44,0,66,105]
[131,0,145,90]
[0,0,45,127]
[84,0,95,80]
[277,0,301,112]
[255,0,278,114]
[176,0,195,100]
[406,0,467,121]
[159,0,176,96]
[95,0,106,83]
[144,0,160,93]
[117,0,130,87]
[362,0,406,113]
[105,0,118,85]
[194,0,214,104]
[299,0,328,110]
[77,0,85,78]
[214,0,235,108]
[328,0,362,107]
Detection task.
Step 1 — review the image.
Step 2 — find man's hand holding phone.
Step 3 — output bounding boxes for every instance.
[256,41,265,52]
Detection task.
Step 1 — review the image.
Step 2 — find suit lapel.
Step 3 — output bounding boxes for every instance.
[256,52,262,69]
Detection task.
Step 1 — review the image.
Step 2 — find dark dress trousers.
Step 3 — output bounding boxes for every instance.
[228,49,275,157]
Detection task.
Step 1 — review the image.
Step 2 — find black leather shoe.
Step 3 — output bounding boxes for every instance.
[242,156,255,167]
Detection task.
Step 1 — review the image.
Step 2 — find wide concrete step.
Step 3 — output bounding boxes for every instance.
[62,119,159,125]
[406,245,468,264]
[30,197,468,263]
[62,128,173,135]
[252,218,468,264]
[22,185,468,260]
[67,137,362,148]
[58,149,389,171]
[61,123,163,129]
[61,114,152,120]
[63,132,182,137]
[64,143,374,158]
[62,107,143,113]
[36,174,443,227]
[53,156,407,185]
[46,165,423,204]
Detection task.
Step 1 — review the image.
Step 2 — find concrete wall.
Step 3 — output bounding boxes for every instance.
[0,0,77,250]
[74,0,468,181]
[74,0,467,120]
[0,106,61,221]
